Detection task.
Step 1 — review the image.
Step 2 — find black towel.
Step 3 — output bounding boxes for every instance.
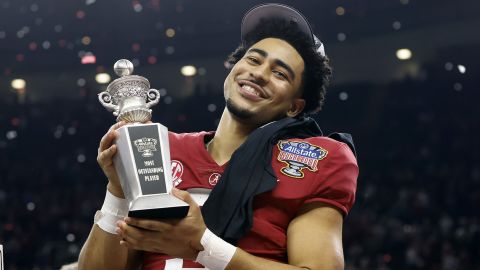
[327,132,357,158]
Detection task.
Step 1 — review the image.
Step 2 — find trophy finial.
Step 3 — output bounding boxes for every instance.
[114,59,134,77]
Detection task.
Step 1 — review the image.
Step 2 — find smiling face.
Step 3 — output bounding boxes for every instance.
[223,37,306,126]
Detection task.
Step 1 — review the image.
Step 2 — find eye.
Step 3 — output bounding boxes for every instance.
[246,56,260,64]
[273,70,288,80]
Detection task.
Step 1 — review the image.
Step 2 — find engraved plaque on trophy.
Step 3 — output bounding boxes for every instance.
[98,59,188,219]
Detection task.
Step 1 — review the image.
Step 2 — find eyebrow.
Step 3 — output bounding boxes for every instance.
[246,48,296,81]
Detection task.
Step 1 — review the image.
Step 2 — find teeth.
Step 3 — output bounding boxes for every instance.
[242,84,259,96]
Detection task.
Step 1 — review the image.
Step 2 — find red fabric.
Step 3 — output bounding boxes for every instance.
[142,132,358,269]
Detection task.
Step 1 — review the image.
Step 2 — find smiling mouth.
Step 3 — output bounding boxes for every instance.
[240,84,260,97]
[237,80,266,99]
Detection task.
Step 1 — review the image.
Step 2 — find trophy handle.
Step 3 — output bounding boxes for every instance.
[146,89,160,108]
[98,91,119,116]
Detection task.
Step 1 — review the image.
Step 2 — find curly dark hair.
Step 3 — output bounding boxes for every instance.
[226,17,332,114]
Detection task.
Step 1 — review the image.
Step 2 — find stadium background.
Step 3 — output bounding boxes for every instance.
[0,0,479,269]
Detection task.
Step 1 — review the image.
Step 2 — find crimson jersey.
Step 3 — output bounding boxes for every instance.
[142,131,358,269]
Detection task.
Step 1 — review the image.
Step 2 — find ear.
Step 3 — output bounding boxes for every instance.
[286,98,306,117]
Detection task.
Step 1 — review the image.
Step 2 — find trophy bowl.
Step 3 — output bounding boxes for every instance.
[98,59,160,123]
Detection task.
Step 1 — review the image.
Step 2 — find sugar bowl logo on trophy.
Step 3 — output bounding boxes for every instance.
[277,141,328,178]
[134,138,158,157]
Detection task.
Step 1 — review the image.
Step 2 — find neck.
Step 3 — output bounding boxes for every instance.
[208,108,258,165]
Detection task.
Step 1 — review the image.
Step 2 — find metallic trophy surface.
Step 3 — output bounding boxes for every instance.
[98,59,188,219]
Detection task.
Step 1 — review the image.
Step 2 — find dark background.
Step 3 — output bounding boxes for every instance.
[0,0,479,269]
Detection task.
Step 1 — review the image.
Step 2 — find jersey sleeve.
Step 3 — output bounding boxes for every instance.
[304,142,358,216]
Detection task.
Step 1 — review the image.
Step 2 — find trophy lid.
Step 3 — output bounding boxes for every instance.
[105,60,151,104]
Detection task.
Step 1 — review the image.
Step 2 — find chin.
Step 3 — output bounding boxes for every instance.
[226,98,255,120]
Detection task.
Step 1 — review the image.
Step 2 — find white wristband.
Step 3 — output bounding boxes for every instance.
[94,190,129,234]
[195,229,237,270]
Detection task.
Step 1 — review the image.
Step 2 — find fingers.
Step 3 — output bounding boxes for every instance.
[171,188,201,217]
[98,121,126,154]
[108,121,127,132]
[117,219,171,252]
[117,221,145,249]
[97,144,117,167]
[98,130,114,153]
[124,217,172,231]
[171,188,197,207]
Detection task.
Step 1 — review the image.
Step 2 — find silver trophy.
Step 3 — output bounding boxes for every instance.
[98,59,188,219]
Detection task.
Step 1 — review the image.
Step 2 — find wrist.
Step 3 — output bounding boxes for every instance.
[195,229,237,270]
[107,182,125,198]
[94,189,129,234]
[192,226,208,251]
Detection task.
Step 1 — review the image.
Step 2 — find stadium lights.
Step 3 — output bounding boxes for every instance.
[81,55,96,64]
[166,28,176,38]
[95,73,111,84]
[181,65,197,76]
[11,79,26,89]
[396,48,412,60]
[81,36,91,45]
[81,53,96,64]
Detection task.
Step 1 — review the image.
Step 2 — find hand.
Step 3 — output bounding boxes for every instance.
[116,188,207,260]
[97,121,127,197]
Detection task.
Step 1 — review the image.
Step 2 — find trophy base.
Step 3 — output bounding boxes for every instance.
[129,205,189,219]
[128,193,189,219]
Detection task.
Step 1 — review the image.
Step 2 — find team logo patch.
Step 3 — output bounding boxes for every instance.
[171,160,184,187]
[208,173,221,186]
[134,138,157,157]
[277,140,328,178]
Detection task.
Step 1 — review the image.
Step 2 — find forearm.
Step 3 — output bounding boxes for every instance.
[197,228,342,270]
[78,225,140,270]
[78,187,140,270]
[226,248,308,270]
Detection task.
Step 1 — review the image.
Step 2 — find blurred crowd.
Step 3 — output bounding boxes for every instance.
[0,45,479,269]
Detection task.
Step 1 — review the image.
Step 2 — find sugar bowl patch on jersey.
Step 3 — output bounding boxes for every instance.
[277,140,328,178]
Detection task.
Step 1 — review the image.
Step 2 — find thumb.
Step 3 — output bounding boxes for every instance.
[171,187,198,208]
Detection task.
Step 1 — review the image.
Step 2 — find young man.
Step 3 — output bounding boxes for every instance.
[79,3,358,270]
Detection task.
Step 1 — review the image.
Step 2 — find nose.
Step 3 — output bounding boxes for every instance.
[249,63,270,85]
